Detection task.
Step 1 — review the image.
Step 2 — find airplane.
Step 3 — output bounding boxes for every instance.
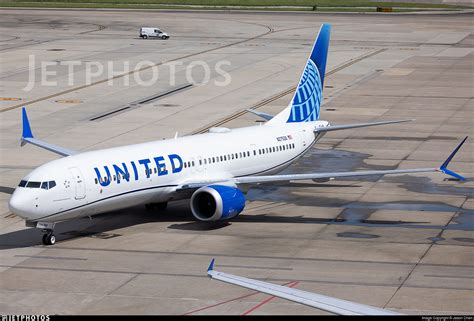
[8,24,467,246]
[206,259,401,315]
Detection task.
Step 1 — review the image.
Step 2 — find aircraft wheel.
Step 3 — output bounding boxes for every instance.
[43,232,56,245]
[42,234,48,245]
[48,233,56,245]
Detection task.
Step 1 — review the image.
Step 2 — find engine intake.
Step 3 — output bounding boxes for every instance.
[190,185,245,221]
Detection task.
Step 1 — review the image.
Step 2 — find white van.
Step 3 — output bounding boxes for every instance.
[140,27,170,40]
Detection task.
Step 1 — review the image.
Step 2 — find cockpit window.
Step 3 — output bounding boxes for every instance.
[20,180,57,189]
[26,181,41,188]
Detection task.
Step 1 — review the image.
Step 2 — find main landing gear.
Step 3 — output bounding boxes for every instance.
[42,230,56,245]
[145,202,168,211]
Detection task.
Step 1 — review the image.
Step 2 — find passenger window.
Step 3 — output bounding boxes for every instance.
[192,161,195,167]
[95,178,98,184]
[41,182,48,190]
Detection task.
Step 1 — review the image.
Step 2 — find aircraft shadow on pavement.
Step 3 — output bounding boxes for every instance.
[0,174,470,249]
[0,198,431,250]
[0,186,15,195]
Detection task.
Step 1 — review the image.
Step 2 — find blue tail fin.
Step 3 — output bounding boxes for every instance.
[268,24,331,125]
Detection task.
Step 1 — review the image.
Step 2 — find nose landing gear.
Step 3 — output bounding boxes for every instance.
[42,230,56,245]
[35,222,57,245]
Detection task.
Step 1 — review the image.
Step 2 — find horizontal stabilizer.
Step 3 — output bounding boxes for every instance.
[246,109,274,121]
[315,119,413,133]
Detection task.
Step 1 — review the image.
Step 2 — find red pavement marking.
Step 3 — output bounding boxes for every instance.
[183,281,295,315]
[241,281,299,316]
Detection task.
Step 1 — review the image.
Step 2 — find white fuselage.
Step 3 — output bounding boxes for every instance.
[9,121,327,223]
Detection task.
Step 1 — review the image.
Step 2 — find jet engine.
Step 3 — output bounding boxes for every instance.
[190,185,245,221]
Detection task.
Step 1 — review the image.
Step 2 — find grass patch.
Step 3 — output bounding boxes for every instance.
[0,0,469,10]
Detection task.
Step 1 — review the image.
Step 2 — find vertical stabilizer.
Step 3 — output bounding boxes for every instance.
[268,24,331,125]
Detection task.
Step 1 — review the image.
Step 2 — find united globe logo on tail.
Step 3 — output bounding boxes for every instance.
[287,60,322,122]
[286,24,331,123]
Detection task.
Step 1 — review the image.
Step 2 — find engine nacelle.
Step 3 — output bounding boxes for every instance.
[190,185,245,221]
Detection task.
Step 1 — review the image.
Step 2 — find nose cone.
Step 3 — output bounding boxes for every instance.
[9,190,34,220]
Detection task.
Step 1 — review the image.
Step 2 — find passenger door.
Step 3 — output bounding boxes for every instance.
[69,167,86,200]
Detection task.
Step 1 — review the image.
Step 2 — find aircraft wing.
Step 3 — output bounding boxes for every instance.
[234,167,439,184]
[206,259,401,315]
[20,108,78,157]
[177,136,467,190]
